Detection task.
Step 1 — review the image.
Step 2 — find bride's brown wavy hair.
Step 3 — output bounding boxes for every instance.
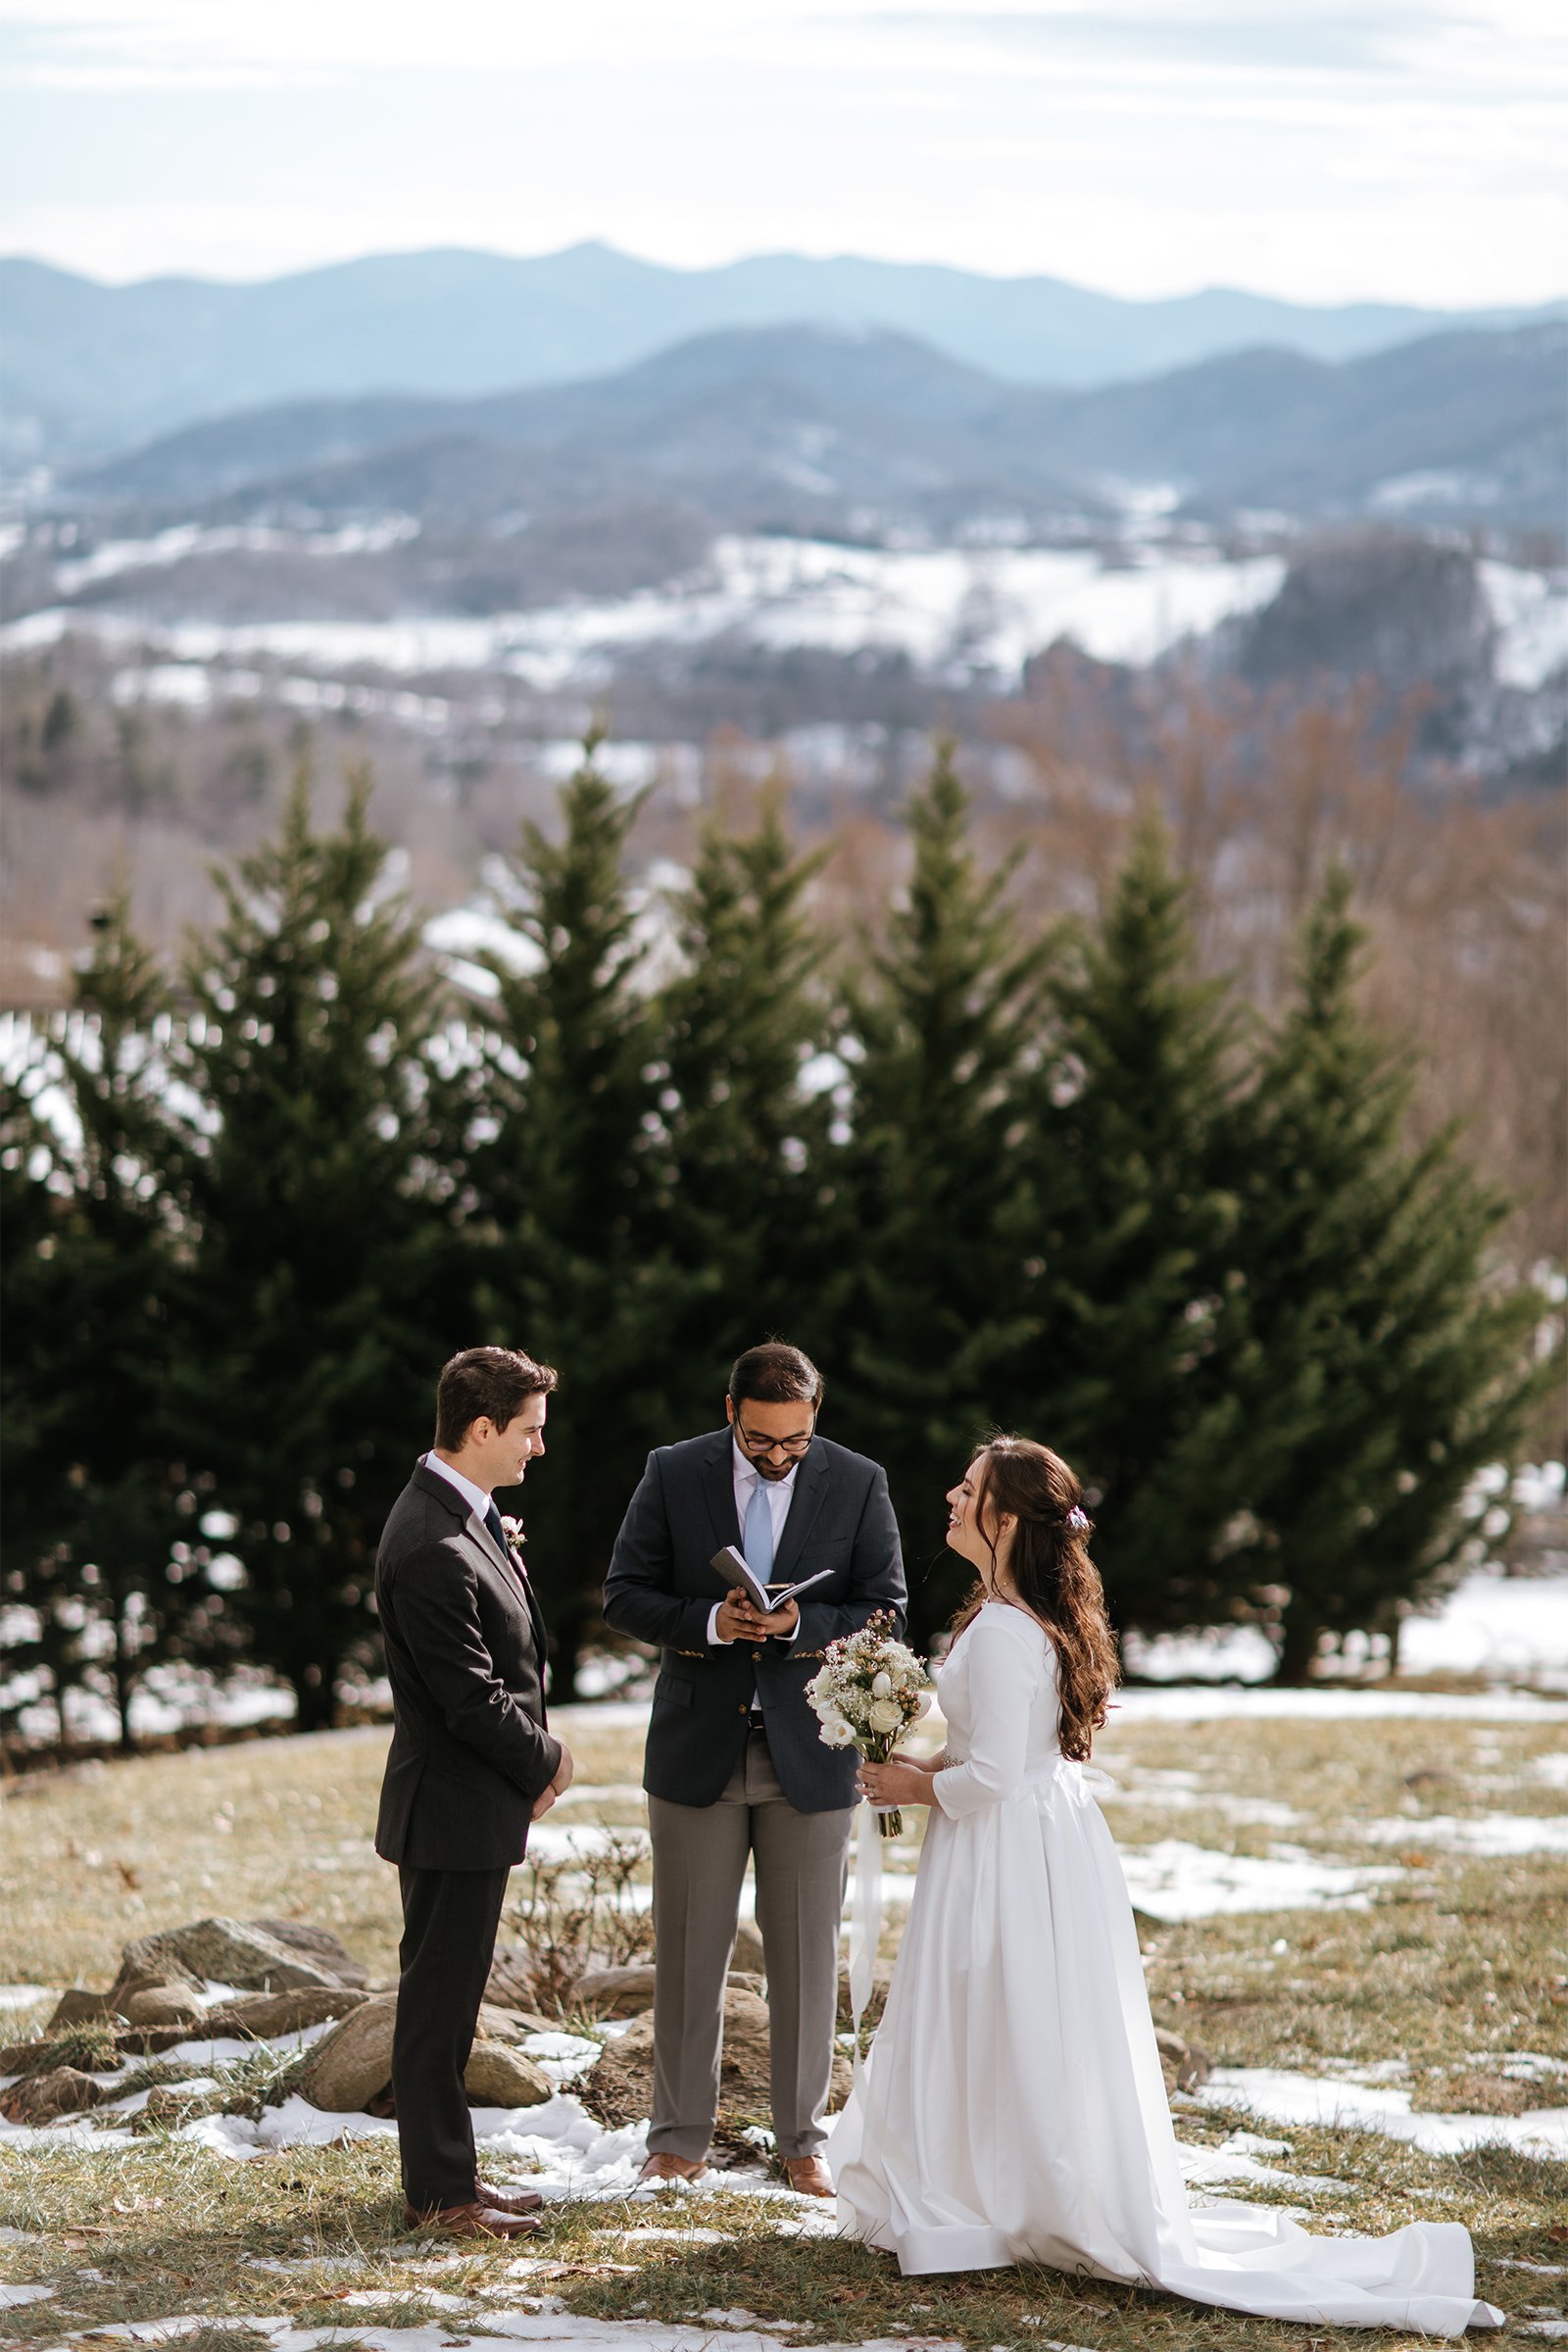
[954,1436,1119,1761]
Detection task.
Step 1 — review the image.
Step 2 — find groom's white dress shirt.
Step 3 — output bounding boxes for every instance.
[422,1449,491,1523]
[708,1440,805,1687]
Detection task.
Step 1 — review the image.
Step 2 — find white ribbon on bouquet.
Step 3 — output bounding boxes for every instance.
[847,1796,886,2076]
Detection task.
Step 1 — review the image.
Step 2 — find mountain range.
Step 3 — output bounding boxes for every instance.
[4,243,1562,465]
[71,317,1567,540]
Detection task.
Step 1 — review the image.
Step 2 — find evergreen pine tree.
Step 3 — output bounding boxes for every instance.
[0,899,206,1747]
[467,734,679,1695]
[835,744,1053,1631]
[1015,811,1265,1641]
[1231,870,1557,1680]
[655,786,835,1423]
[172,770,463,1727]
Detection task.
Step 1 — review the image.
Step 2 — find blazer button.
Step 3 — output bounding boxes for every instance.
[751,1648,763,1661]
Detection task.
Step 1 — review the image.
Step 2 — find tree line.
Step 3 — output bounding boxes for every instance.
[1,739,1554,1744]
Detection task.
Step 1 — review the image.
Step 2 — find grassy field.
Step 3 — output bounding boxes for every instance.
[2,1698,1566,2351]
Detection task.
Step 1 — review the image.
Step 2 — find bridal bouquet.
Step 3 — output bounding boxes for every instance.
[805,1608,933,1838]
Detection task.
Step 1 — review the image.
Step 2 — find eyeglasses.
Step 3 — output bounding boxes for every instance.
[735,1416,816,1460]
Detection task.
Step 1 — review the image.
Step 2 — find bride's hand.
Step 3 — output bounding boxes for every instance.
[858,1758,935,1807]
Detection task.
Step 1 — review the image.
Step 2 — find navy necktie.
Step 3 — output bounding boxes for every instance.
[484,1500,508,1557]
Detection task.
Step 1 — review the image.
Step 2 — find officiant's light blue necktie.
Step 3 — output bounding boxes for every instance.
[744,1478,774,1585]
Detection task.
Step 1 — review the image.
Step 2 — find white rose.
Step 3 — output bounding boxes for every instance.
[866,1698,903,1734]
[818,1716,857,1748]
[871,1670,893,1697]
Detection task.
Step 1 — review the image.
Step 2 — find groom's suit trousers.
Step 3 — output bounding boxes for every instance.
[647,1724,853,2160]
[393,1863,511,2212]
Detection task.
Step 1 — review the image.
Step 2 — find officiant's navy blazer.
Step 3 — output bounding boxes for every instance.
[602,1428,906,1810]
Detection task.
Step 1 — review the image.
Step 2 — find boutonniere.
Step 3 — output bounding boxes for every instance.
[500,1514,526,1554]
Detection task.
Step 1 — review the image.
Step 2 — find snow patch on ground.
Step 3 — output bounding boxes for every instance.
[1400,1573,1568,1688]
[1196,2067,1568,2157]
[1357,1812,1568,1859]
[1111,1683,1567,1724]
[523,1824,651,1865]
[0,2281,53,2309]
[1124,1569,1568,1691]
[1116,1840,1401,1921]
[21,2317,960,2352]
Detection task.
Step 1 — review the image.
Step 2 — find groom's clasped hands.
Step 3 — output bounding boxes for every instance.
[530,1743,575,1820]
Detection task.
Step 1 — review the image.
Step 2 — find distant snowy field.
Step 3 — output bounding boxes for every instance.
[6,1560,1566,1751]
[6,534,1565,694]
[1123,1566,1568,1692]
[6,1564,1566,1752]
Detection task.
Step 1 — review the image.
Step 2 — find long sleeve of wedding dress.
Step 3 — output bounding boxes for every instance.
[930,1607,1040,1816]
[831,1602,1502,2335]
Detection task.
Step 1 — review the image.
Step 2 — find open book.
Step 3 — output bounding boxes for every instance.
[710,1544,835,1617]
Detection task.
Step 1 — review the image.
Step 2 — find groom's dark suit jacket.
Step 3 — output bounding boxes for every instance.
[374,1461,562,1873]
[602,1429,906,1812]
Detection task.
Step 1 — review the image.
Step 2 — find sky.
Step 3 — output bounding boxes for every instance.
[1,0,1564,306]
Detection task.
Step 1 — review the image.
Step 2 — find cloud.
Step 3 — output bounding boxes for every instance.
[832,6,1476,75]
[826,2,1565,89]
[0,0,1562,302]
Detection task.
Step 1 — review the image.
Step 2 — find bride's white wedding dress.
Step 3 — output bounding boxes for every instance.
[830,1601,1501,2336]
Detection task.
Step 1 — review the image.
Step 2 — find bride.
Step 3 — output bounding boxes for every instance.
[829,1436,1501,2337]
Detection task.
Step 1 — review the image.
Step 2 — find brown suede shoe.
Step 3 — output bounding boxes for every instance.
[636,2151,709,2185]
[477,2180,545,2216]
[782,2155,834,2198]
[403,2199,544,2238]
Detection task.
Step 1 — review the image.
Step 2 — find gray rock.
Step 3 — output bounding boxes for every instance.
[202,1986,368,2038]
[574,1962,760,2019]
[122,1984,207,2030]
[166,1917,344,1991]
[299,1993,550,2113]
[0,2067,105,2124]
[731,1920,766,1974]
[464,2041,553,2107]
[47,1990,122,2029]
[247,1919,369,1988]
[299,1993,397,2111]
[1153,2027,1211,2093]
[109,1935,204,2009]
[572,1963,658,2016]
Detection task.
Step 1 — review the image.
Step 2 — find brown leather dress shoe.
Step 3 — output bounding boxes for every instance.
[403,2199,544,2238]
[782,2154,835,2197]
[477,2180,545,2216]
[636,2151,709,2184]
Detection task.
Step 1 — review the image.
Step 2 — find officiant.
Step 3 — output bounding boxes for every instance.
[602,1342,906,2194]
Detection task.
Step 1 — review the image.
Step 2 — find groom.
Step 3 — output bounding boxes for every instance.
[603,1342,905,2194]
[374,1346,573,2238]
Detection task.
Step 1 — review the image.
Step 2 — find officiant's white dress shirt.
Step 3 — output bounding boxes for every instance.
[707,1438,805,1674]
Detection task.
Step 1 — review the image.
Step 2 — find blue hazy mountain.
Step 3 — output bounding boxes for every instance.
[5,242,1560,461]
[75,318,1566,536]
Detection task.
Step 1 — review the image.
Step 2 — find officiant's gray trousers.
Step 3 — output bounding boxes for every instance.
[646,1724,854,2160]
